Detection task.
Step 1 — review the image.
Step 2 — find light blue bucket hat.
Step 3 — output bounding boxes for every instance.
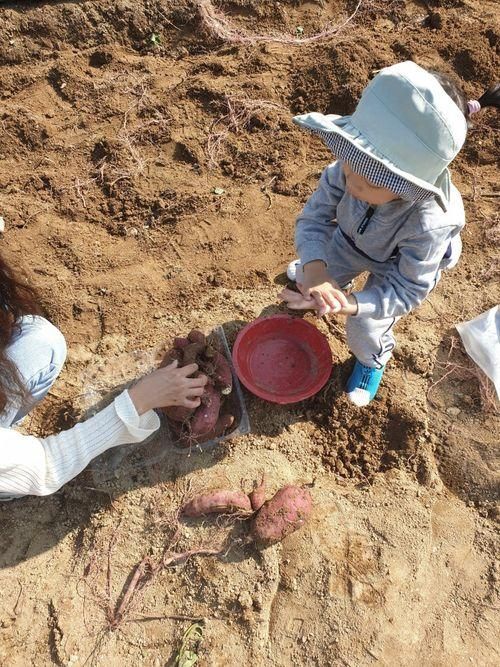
[293,61,468,211]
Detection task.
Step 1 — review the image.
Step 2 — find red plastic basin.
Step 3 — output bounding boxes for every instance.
[232,314,332,404]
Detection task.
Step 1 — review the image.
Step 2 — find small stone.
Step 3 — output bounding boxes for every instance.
[127,227,139,237]
[446,407,460,416]
[252,593,263,611]
[350,579,363,600]
[0,217,5,233]
[238,591,253,609]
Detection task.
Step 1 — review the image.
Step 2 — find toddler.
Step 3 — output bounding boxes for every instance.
[281,61,499,405]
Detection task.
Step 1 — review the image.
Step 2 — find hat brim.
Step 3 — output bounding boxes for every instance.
[293,113,450,211]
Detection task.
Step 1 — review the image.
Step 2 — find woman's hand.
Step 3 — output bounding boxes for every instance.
[301,260,349,316]
[128,361,208,416]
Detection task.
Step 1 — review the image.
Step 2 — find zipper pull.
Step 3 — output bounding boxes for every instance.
[357,206,375,234]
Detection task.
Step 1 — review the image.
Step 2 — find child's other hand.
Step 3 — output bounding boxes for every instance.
[128,361,208,415]
[279,286,358,316]
[279,287,317,311]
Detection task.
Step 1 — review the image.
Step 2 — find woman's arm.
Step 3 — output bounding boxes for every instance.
[0,391,158,497]
[0,362,207,498]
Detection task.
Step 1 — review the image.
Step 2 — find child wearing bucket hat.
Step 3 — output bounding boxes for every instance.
[280,61,499,406]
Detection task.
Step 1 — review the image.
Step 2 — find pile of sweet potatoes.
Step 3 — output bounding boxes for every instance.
[160,329,237,447]
[181,478,312,545]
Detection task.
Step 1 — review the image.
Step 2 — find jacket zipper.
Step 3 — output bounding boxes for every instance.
[357,206,375,234]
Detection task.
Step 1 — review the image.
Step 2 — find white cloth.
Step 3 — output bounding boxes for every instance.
[0,390,160,499]
[456,306,500,399]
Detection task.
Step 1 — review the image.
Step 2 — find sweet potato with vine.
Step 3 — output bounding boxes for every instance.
[182,341,206,365]
[193,413,234,443]
[159,347,182,368]
[252,485,312,544]
[187,329,206,345]
[211,350,233,395]
[249,475,267,511]
[189,384,221,438]
[182,490,252,517]
[161,405,194,423]
[159,328,239,447]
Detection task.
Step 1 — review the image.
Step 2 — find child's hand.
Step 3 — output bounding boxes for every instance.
[300,280,348,316]
[279,286,358,316]
[279,287,317,311]
[128,361,208,415]
[300,260,349,316]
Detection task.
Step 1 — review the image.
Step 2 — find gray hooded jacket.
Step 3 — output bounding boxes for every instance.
[295,161,465,319]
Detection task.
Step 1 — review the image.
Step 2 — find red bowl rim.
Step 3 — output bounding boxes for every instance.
[232,314,332,404]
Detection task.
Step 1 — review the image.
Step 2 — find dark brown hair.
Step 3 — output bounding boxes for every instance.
[431,71,500,120]
[0,253,42,416]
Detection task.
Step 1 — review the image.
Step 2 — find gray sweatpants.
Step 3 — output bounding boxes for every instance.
[296,228,439,369]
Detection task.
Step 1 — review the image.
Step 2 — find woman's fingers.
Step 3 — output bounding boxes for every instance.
[182,397,202,408]
[186,375,208,388]
[180,362,199,377]
[186,386,206,398]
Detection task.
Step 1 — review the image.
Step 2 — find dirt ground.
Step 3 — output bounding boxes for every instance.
[0,0,499,665]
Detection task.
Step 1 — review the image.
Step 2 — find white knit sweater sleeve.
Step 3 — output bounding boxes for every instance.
[0,391,160,498]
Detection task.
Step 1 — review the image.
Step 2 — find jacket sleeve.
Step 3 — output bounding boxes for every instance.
[295,162,345,266]
[353,225,455,319]
[0,391,160,498]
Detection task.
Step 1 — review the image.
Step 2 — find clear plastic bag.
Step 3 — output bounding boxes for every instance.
[455,306,500,399]
[90,326,250,484]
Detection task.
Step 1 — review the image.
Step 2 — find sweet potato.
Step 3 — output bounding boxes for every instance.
[182,341,206,365]
[161,405,194,422]
[188,329,206,345]
[189,384,221,437]
[182,490,252,517]
[212,413,234,437]
[192,413,235,443]
[252,485,312,544]
[159,347,182,368]
[173,336,190,349]
[249,475,267,512]
[211,350,233,395]
[203,345,216,359]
